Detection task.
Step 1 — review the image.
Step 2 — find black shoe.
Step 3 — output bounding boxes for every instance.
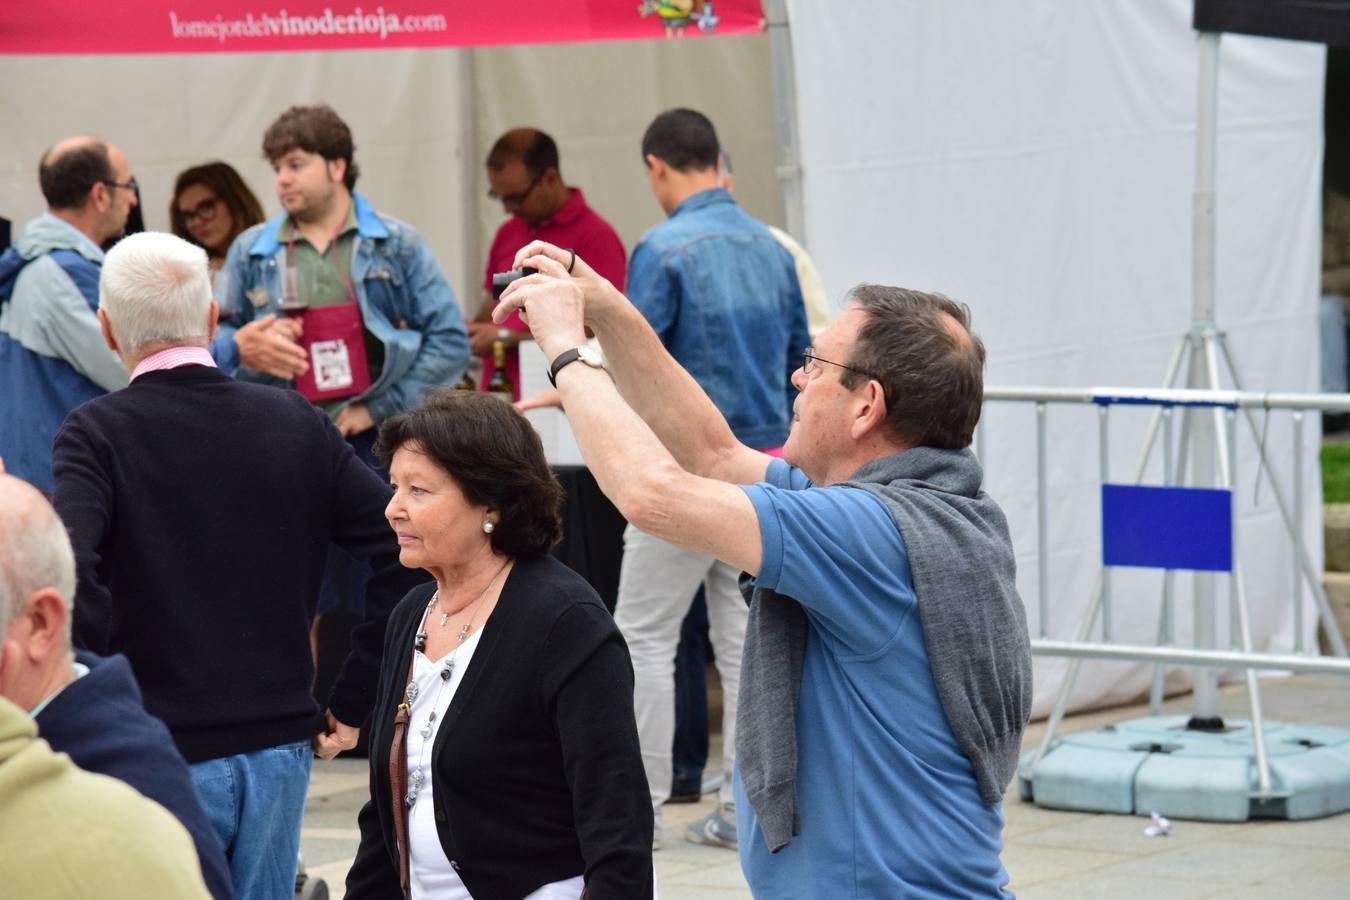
[667,777,702,803]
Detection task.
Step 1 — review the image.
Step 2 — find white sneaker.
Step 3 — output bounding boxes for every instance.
[685,803,737,849]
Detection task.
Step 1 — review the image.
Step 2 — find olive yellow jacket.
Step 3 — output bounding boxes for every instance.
[0,695,210,899]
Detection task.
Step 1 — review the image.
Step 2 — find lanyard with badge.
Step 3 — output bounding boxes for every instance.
[283,215,371,402]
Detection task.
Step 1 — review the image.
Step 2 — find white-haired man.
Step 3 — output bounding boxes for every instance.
[0,472,212,898]
[51,231,425,900]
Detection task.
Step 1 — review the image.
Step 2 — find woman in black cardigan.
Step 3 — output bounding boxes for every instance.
[345,391,653,899]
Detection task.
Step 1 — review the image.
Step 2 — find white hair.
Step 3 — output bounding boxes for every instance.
[99,231,214,356]
[0,477,76,643]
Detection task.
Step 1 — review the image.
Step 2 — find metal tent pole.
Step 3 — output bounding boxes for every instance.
[1187,31,1223,728]
[763,0,807,241]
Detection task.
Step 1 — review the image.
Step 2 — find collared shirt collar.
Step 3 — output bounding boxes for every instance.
[527,187,588,231]
[28,661,90,719]
[130,345,217,382]
[286,201,358,248]
[669,187,734,220]
[251,191,388,258]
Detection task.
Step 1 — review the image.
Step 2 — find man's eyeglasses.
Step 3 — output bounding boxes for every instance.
[802,347,872,379]
[179,197,220,227]
[487,170,542,207]
[103,177,139,194]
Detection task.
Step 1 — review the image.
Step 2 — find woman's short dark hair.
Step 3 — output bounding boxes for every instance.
[374,390,563,558]
[841,284,986,450]
[262,104,360,190]
[170,162,266,255]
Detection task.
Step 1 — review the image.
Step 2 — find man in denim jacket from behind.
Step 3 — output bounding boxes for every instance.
[620,107,809,848]
[215,104,468,443]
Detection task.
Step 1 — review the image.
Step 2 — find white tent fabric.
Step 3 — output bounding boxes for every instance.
[0,4,1328,717]
[0,49,481,297]
[787,0,1327,715]
[0,37,784,316]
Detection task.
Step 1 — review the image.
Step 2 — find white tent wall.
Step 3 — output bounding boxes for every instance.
[0,5,1328,718]
[469,35,782,314]
[0,35,783,317]
[787,0,1326,716]
[0,50,480,297]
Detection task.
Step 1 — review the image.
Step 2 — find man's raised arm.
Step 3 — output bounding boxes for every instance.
[492,246,764,575]
[503,241,771,487]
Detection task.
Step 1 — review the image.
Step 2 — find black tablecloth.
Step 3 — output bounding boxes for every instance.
[548,464,627,613]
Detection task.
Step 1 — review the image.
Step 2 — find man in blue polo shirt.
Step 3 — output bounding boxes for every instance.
[492,244,1031,897]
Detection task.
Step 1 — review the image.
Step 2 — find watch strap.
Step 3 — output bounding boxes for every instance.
[547,348,583,388]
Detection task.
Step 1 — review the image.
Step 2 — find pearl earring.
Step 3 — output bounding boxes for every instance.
[483,520,495,534]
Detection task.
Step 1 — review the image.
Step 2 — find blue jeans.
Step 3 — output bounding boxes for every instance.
[189,740,313,900]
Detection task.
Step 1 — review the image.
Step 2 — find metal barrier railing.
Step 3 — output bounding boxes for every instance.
[979,385,1350,796]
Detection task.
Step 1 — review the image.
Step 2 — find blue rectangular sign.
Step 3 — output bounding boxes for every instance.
[1101,483,1233,572]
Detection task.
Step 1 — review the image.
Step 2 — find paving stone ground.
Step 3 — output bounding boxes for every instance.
[302,675,1350,898]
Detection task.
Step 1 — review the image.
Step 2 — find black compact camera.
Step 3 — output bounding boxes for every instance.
[490,266,537,300]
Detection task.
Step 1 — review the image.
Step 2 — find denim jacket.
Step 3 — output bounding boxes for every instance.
[214,193,469,423]
[628,188,808,449]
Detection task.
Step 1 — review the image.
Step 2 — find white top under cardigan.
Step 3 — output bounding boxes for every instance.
[406,625,584,900]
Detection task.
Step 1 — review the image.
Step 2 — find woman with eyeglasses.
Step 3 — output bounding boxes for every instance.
[169,162,265,282]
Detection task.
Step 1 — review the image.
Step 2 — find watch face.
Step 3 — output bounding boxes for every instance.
[577,347,604,367]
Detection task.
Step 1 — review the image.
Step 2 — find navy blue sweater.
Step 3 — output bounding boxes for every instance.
[37,651,234,900]
[52,365,428,763]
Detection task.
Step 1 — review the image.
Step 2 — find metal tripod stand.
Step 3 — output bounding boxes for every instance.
[1028,31,1349,803]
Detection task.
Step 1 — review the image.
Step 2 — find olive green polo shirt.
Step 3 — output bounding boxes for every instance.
[284,207,384,417]
[285,207,357,310]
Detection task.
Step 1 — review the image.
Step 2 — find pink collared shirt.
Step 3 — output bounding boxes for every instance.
[130,345,217,382]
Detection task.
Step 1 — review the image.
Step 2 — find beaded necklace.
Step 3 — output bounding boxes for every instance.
[404,560,508,809]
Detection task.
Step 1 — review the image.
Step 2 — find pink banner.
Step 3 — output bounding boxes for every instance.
[0,1,763,55]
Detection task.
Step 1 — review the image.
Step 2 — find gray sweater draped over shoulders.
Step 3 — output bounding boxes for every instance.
[736,446,1032,853]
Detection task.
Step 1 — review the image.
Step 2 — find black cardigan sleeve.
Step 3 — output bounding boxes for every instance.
[540,603,654,899]
[345,794,403,900]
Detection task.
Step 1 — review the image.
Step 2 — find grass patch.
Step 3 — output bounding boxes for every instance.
[1323,444,1350,503]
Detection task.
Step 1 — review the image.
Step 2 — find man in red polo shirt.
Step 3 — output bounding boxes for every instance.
[469,128,626,398]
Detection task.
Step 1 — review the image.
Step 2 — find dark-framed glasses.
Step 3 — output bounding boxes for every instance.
[103,176,139,194]
[179,196,221,226]
[802,347,872,379]
[487,170,543,207]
